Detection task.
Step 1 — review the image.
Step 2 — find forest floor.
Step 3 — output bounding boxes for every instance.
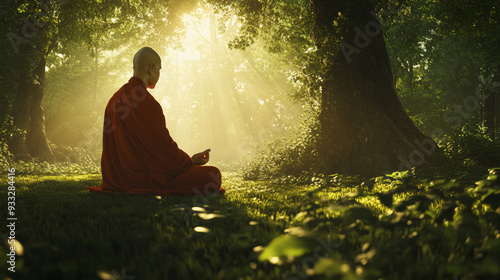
[1,169,499,280]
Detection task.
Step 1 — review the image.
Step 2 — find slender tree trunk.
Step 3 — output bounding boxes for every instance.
[9,45,55,162]
[311,0,436,176]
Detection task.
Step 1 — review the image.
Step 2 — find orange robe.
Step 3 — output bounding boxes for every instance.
[88,76,224,197]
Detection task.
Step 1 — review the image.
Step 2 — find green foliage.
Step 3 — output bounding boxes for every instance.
[3,144,101,175]
[0,116,17,170]
[383,0,499,137]
[10,160,100,176]
[242,109,320,180]
[10,160,99,175]
[244,110,499,182]
[441,123,500,171]
[258,233,316,262]
[257,168,500,279]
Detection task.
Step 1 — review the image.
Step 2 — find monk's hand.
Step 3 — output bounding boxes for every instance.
[191,149,211,165]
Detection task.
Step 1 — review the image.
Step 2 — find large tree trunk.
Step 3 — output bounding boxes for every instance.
[311,0,436,176]
[9,45,55,162]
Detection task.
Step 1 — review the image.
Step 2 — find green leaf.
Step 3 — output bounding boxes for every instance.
[258,234,316,262]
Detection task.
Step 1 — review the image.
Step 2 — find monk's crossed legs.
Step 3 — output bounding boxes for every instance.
[169,165,222,195]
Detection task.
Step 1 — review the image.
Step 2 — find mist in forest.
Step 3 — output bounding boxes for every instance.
[43,7,304,169]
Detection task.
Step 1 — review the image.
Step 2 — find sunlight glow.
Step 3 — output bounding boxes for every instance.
[44,2,303,169]
[151,3,302,167]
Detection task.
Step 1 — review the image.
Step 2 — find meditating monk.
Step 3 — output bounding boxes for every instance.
[88,47,224,196]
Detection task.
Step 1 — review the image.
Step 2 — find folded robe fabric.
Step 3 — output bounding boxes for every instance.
[88,76,224,197]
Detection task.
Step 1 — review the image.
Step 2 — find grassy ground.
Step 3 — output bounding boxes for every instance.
[1,169,500,280]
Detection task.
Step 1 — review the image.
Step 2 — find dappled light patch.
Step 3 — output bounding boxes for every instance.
[191,206,207,212]
[194,226,210,233]
[12,239,24,256]
[96,270,115,280]
[197,213,225,220]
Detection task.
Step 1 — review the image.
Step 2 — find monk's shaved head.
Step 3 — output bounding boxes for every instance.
[133,47,162,89]
[133,47,161,71]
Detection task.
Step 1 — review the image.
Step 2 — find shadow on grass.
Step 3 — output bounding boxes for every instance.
[0,173,285,280]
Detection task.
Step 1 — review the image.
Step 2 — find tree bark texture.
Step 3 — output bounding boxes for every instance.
[310,0,436,176]
[9,43,55,162]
